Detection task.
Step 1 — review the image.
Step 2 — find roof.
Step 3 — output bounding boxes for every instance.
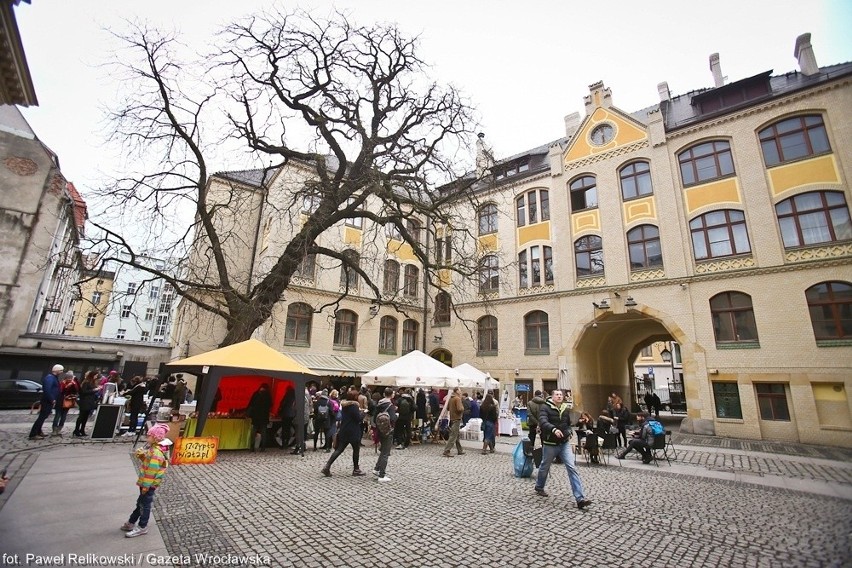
[215,169,271,188]
[0,1,36,106]
[284,352,396,376]
[66,182,87,233]
[167,338,318,376]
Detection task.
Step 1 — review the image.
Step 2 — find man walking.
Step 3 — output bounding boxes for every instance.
[441,387,465,457]
[526,390,545,447]
[534,389,593,510]
[372,387,397,482]
[29,364,63,440]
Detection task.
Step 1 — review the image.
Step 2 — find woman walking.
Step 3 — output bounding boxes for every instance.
[480,393,498,454]
[52,371,79,436]
[74,371,99,437]
[321,388,365,477]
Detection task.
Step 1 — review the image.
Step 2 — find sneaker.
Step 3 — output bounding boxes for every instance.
[321,468,331,477]
[372,470,380,477]
[352,470,366,477]
[377,475,391,483]
[125,526,148,538]
[457,451,466,456]
[442,452,453,458]
[577,499,593,510]
[119,522,135,532]
[395,445,404,450]
[534,488,548,497]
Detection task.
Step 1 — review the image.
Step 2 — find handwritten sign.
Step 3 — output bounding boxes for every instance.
[171,437,219,465]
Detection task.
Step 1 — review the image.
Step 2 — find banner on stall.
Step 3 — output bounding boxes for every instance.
[171,436,219,465]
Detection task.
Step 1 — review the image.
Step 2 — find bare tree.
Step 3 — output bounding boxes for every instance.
[88,10,490,348]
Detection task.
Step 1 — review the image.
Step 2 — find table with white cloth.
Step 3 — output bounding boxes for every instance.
[498,417,521,436]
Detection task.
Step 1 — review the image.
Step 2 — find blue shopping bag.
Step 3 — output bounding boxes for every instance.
[513,440,533,478]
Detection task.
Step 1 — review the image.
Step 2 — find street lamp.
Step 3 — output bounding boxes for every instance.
[660,342,682,412]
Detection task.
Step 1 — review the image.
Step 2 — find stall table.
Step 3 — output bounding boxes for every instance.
[498,416,521,437]
[183,417,251,450]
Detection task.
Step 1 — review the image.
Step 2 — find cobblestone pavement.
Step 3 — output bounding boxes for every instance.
[2,410,852,567]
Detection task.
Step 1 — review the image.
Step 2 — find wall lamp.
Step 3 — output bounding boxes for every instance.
[592,299,610,310]
[433,335,442,344]
[624,296,637,307]
[369,304,380,316]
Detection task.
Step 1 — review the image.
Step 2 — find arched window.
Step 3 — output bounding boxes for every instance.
[524,311,549,354]
[690,210,751,260]
[477,315,498,355]
[516,189,549,227]
[339,250,361,290]
[575,236,604,277]
[776,191,851,248]
[284,302,312,346]
[434,291,451,325]
[759,115,831,167]
[402,319,419,354]
[407,218,421,244]
[479,203,498,235]
[570,175,597,211]
[383,260,400,295]
[518,246,553,289]
[627,225,663,270]
[479,255,499,293]
[294,253,316,280]
[333,309,358,349]
[403,265,419,298]
[620,161,653,200]
[805,281,852,340]
[379,316,398,354]
[678,140,734,186]
[710,292,758,344]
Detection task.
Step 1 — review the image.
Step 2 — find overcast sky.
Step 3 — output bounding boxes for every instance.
[14,0,852,201]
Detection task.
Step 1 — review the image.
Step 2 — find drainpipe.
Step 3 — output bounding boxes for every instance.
[421,213,431,352]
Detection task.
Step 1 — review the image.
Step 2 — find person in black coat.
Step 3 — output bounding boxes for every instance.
[74,371,100,437]
[275,386,297,448]
[123,377,148,434]
[321,388,366,477]
[247,383,273,452]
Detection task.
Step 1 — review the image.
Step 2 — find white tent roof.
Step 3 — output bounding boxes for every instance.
[453,363,500,390]
[362,350,469,388]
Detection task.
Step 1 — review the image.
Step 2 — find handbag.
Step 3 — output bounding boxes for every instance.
[62,396,76,409]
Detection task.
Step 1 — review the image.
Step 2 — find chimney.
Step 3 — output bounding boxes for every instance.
[475,132,494,177]
[795,33,819,76]
[709,53,724,87]
[657,81,671,102]
[564,112,581,137]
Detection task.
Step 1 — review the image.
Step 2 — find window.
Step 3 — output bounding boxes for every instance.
[524,310,549,354]
[436,235,452,266]
[379,316,398,354]
[402,319,418,354]
[285,302,312,345]
[116,329,126,340]
[140,331,149,342]
[294,254,316,280]
[495,158,530,180]
[690,210,751,260]
[126,282,137,294]
[149,285,160,300]
[776,191,851,248]
[679,140,735,186]
[91,291,102,305]
[339,250,360,290]
[620,161,653,200]
[407,219,421,244]
[120,305,132,318]
[434,292,451,325]
[158,293,173,313]
[570,176,597,211]
[403,265,419,298]
[302,189,321,214]
[519,246,553,288]
[640,345,653,358]
[710,291,759,344]
[344,197,363,228]
[712,382,743,419]
[383,260,400,295]
[333,310,357,349]
[806,281,852,340]
[479,204,498,235]
[627,225,663,270]
[756,383,790,421]
[479,255,499,293]
[85,313,96,327]
[154,314,169,338]
[477,315,498,355]
[575,236,604,277]
[145,308,154,321]
[386,223,402,240]
[516,189,549,227]
[759,115,830,167]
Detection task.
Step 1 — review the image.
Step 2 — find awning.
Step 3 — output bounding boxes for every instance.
[283,352,396,376]
[0,346,120,361]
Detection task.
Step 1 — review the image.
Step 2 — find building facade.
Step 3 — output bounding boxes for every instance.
[176,35,851,447]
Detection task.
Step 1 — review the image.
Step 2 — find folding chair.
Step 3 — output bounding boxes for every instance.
[599,432,619,466]
[649,433,671,466]
[664,430,678,460]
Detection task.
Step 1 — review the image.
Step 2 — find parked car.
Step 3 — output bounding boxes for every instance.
[0,379,43,409]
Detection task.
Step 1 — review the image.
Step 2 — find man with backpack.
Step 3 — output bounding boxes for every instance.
[394,388,414,449]
[371,388,397,482]
[312,390,332,451]
[526,390,545,447]
[616,412,656,464]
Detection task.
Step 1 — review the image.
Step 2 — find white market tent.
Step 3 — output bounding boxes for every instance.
[453,363,500,391]
[362,350,469,388]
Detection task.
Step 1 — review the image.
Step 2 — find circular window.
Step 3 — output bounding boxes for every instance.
[590,123,615,146]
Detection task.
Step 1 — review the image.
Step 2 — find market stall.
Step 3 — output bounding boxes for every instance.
[166,339,318,451]
[362,350,469,388]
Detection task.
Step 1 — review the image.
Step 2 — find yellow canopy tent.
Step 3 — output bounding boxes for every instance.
[166,339,318,451]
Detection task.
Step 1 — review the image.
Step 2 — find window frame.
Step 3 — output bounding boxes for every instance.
[518,246,553,288]
[619,161,653,201]
[524,310,549,355]
[515,189,550,227]
[402,319,419,354]
[712,382,743,419]
[294,253,317,281]
[805,281,852,341]
[710,291,759,345]
[120,305,132,318]
[569,175,598,212]
[84,313,96,327]
[344,197,363,228]
[627,224,663,270]
[403,265,419,298]
[477,315,498,356]
[378,316,398,355]
[759,115,831,167]
[478,203,498,235]
[690,209,751,260]
[434,292,451,325]
[575,235,604,278]
[339,250,361,290]
[755,383,791,421]
[479,255,499,293]
[116,329,126,340]
[284,302,312,346]
[333,309,358,350]
[776,191,851,249]
[383,259,400,295]
[678,140,735,186]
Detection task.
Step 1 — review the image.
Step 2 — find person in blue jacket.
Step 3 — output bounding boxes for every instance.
[29,364,63,440]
